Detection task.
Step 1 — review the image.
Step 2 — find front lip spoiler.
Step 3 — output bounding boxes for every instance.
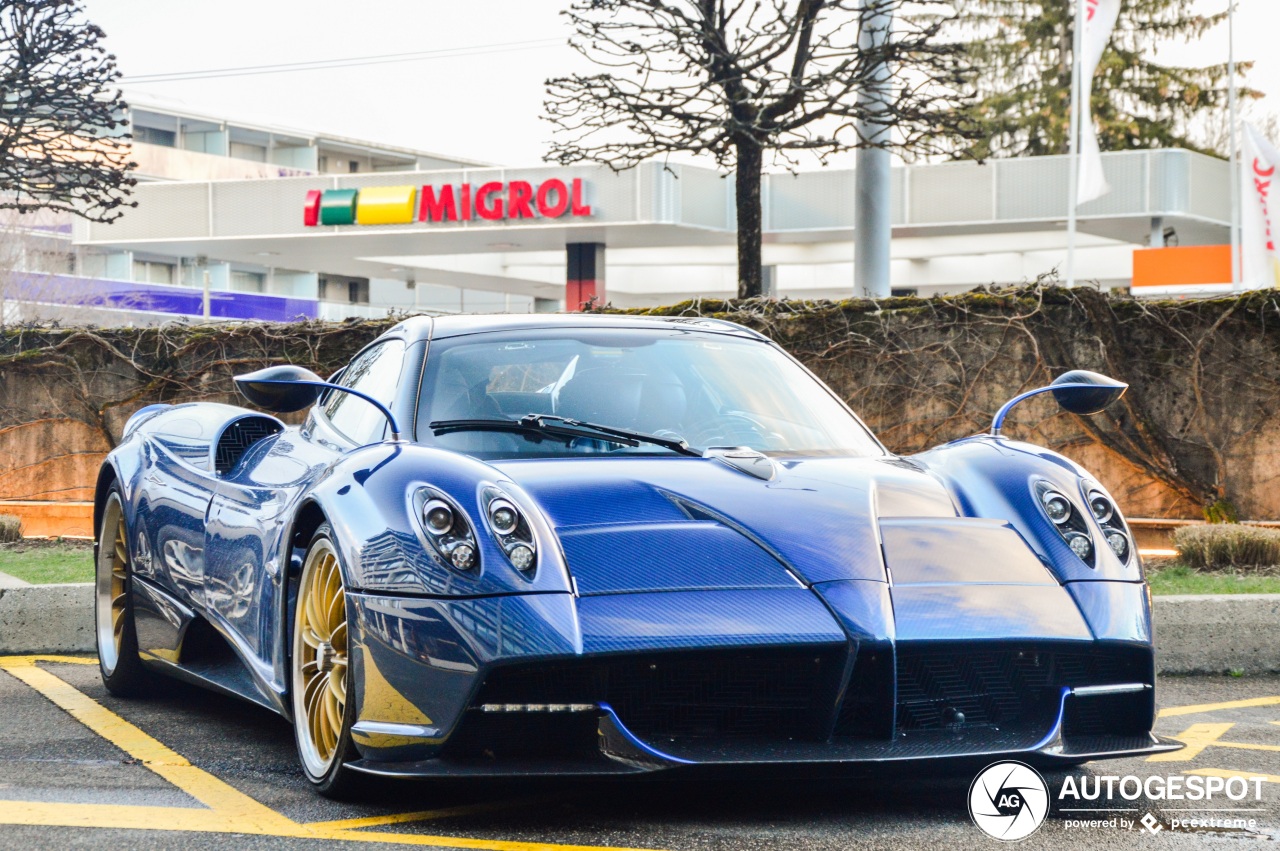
[345,733,1185,779]
[345,697,1185,779]
[1039,733,1184,762]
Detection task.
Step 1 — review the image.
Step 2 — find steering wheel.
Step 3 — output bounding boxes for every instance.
[686,411,773,448]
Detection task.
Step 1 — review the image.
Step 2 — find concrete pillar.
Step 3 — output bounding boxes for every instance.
[762,265,778,298]
[567,242,606,311]
[854,0,894,299]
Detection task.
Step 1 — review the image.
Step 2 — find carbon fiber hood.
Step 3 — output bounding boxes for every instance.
[491,455,958,588]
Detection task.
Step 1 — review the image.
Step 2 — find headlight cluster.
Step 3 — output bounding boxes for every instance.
[1086,486,1133,564]
[1034,480,1096,566]
[417,489,479,571]
[482,486,537,573]
[1033,480,1136,567]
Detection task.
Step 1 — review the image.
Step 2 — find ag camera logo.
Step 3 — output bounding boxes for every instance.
[969,761,1050,841]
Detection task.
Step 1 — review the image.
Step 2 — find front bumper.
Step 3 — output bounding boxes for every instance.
[344,588,1181,777]
[346,702,1183,779]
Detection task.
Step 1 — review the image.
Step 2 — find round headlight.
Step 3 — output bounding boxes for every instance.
[489,500,519,535]
[1106,530,1129,560]
[422,500,454,535]
[1041,491,1072,525]
[1090,495,1114,524]
[1064,531,1093,560]
[450,542,476,570]
[508,543,535,571]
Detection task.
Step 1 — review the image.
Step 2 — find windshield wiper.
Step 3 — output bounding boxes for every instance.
[428,414,701,457]
[520,414,700,457]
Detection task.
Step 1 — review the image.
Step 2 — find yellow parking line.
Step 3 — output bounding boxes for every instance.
[9,654,96,666]
[1158,696,1280,718]
[0,799,659,851]
[1148,723,1234,762]
[0,656,296,831]
[307,798,558,831]
[0,655,663,851]
[1185,768,1280,784]
[0,800,253,834]
[1214,741,1280,754]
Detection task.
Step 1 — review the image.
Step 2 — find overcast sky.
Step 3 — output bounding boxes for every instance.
[82,0,1278,168]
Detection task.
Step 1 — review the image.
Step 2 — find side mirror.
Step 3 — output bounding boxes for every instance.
[234,365,326,413]
[234,365,403,441]
[991,370,1128,436]
[1049,370,1128,416]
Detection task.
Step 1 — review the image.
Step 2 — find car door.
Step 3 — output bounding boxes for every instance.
[202,339,410,695]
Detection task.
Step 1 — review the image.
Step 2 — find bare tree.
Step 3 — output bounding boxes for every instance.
[545,0,972,299]
[0,0,136,223]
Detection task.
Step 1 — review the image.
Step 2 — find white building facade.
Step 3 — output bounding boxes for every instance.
[7,100,1236,325]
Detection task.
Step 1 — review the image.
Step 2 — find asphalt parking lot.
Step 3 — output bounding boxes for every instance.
[0,655,1276,850]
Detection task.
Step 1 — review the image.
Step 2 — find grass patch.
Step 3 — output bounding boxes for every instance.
[0,541,93,585]
[1146,563,1280,596]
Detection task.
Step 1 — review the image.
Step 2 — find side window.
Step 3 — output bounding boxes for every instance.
[322,340,406,445]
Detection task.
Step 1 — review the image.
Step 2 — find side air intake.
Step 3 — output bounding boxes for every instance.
[214,416,283,475]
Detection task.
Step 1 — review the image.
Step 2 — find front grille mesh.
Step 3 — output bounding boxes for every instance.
[472,649,836,742]
[891,644,1146,733]
[460,643,1152,759]
[606,653,824,739]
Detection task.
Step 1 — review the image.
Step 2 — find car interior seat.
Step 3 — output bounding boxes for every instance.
[555,368,688,435]
[429,368,519,452]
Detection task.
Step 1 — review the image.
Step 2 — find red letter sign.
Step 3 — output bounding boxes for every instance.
[508,181,535,219]
[418,185,458,222]
[460,183,472,221]
[475,182,505,220]
[536,179,569,218]
[571,179,592,216]
[303,190,321,227]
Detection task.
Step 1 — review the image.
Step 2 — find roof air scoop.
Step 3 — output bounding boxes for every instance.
[705,447,776,481]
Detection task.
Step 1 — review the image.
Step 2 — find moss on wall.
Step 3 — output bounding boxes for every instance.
[4,286,1279,519]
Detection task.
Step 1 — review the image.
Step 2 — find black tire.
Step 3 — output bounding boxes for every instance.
[291,523,359,798]
[95,483,152,697]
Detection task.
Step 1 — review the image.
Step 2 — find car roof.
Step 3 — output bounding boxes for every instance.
[386,313,769,343]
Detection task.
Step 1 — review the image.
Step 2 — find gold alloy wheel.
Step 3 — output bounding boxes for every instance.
[95,494,129,675]
[293,537,349,777]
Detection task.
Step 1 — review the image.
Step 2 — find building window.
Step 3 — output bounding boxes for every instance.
[132,260,175,285]
[229,142,267,162]
[182,131,223,155]
[134,126,177,147]
[230,271,265,293]
[319,275,369,304]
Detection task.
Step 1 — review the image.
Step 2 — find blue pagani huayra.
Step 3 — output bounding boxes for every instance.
[93,314,1181,796]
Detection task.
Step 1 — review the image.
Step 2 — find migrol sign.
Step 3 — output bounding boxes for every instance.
[303,178,592,227]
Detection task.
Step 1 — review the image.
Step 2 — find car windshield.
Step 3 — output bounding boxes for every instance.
[414,328,883,459]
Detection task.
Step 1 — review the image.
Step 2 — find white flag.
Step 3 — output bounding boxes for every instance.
[1242,123,1280,288]
[1077,0,1121,206]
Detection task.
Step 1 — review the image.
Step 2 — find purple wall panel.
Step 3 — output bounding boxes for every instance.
[11,274,318,321]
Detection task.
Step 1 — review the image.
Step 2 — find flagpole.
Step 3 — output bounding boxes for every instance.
[1228,0,1241,290]
[1066,0,1085,288]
